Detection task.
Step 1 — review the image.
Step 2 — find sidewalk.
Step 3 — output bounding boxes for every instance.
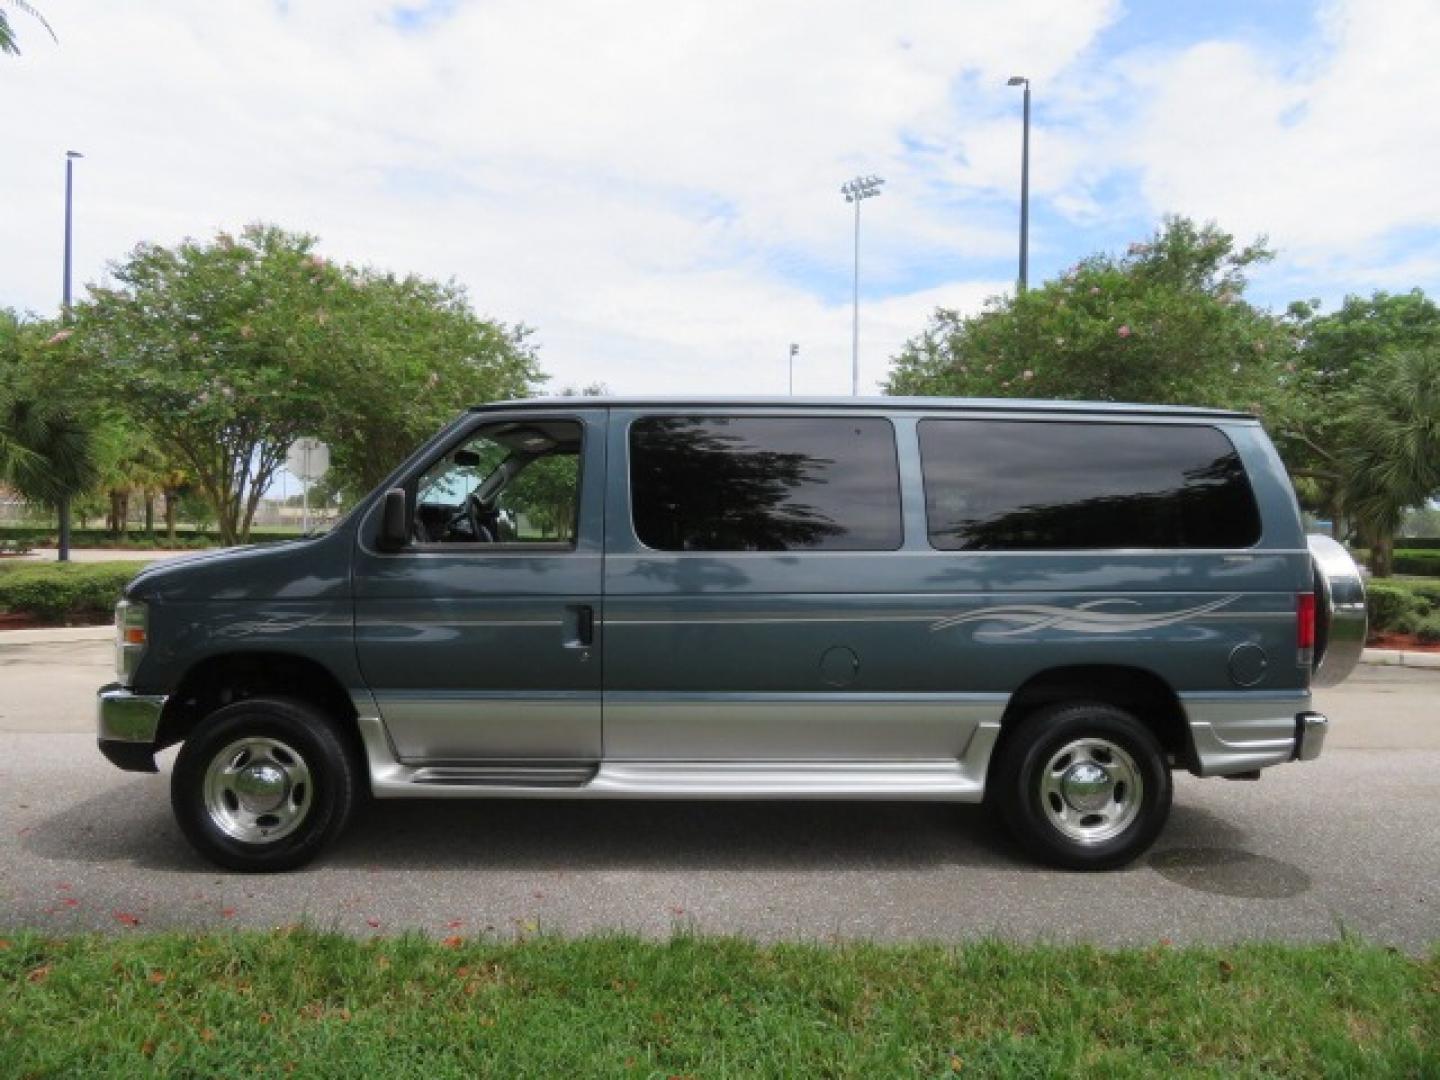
[0,625,114,645]
[1360,647,1440,670]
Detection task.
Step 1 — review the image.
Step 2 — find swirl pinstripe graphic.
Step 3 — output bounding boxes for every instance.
[929,594,1242,637]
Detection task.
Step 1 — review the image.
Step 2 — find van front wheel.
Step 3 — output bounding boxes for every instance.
[993,702,1172,871]
[171,697,357,872]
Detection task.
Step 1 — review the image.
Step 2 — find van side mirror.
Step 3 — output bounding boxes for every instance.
[378,488,410,550]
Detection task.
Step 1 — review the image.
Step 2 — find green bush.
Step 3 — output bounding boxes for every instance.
[0,562,151,622]
[1392,611,1425,636]
[1414,615,1440,644]
[1366,581,1425,632]
[1402,579,1440,609]
[0,525,302,550]
[1393,549,1440,576]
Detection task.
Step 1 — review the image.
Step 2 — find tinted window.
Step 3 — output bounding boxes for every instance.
[630,416,902,551]
[919,420,1261,550]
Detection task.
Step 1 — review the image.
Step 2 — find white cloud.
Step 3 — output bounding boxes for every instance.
[1115,0,1440,287]
[2,0,1113,395]
[6,0,1436,403]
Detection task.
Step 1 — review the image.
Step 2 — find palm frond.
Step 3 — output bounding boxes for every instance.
[1,395,96,505]
[0,1,56,55]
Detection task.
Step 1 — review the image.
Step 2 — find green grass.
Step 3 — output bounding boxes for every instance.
[0,931,1435,1077]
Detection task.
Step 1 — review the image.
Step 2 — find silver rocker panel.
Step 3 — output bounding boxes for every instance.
[357,715,998,801]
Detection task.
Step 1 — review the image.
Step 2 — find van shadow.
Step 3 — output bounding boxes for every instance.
[26,777,1283,885]
[20,776,203,871]
[326,798,1032,872]
[1147,801,1312,898]
[26,779,1034,873]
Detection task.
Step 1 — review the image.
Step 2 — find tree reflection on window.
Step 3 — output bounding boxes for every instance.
[920,420,1261,550]
[630,417,902,552]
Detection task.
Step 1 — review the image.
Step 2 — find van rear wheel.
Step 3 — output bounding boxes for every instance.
[993,702,1171,871]
[171,697,357,872]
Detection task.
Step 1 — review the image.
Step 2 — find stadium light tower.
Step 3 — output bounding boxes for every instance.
[840,174,884,395]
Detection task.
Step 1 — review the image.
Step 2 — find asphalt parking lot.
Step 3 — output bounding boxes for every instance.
[1,637,1436,951]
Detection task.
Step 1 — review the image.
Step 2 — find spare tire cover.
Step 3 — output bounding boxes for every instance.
[1307,534,1368,688]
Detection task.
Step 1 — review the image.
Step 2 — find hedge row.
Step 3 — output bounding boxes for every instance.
[0,562,152,622]
[0,525,301,550]
[1367,579,1440,642]
[1393,549,1440,576]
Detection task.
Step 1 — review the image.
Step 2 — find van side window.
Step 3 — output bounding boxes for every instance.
[629,416,902,552]
[918,420,1262,550]
[412,420,582,545]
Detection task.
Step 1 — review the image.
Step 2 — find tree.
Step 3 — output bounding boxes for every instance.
[0,311,97,547]
[1274,290,1440,541]
[1333,348,1440,576]
[0,395,96,524]
[72,225,541,544]
[0,1,54,55]
[314,269,541,502]
[487,383,606,538]
[89,419,174,537]
[886,217,1289,412]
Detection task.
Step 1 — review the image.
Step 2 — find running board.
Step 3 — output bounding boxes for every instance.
[411,765,598,787]
[357,716,996,802]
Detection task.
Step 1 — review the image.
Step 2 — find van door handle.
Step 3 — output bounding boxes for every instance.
[565,605,595,648]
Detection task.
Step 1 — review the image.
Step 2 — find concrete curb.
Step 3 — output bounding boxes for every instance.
[1360,647,1440,670]
[0,625,112,645]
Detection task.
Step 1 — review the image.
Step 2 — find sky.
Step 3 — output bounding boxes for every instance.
[6,0,1440,399]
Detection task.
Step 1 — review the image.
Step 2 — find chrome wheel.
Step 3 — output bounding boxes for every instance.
[1039,737,1143,844]
[201,736,313,844]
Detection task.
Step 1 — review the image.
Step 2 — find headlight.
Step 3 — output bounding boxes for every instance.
[115,599,148,686]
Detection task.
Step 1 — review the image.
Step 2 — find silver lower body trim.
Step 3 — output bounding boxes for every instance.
[602,691,1006,761]
[373,691,601,762]
[357,715,998,801]
[1182,692,1310,776]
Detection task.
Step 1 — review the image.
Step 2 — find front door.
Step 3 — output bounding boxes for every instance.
[353,410,605,764]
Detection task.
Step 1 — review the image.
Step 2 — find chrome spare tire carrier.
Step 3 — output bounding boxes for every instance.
[1307,534,1367,688]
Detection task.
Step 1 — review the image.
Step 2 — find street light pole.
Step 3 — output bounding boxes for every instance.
[63,151,82,316]
[58,150,84,563]
[1007,76,1030,292]
[788,343,798,395]
[840,174,884,396]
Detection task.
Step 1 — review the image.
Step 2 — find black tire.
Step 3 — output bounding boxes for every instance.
[171,697,357,872]
[991,702,1172,871]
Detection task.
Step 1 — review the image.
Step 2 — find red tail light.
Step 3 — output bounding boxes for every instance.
[1297,591,1316,666]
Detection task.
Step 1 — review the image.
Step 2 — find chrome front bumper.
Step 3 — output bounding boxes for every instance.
[97,683,167,772]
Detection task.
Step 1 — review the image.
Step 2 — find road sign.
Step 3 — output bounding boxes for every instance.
[286,438,329,482]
